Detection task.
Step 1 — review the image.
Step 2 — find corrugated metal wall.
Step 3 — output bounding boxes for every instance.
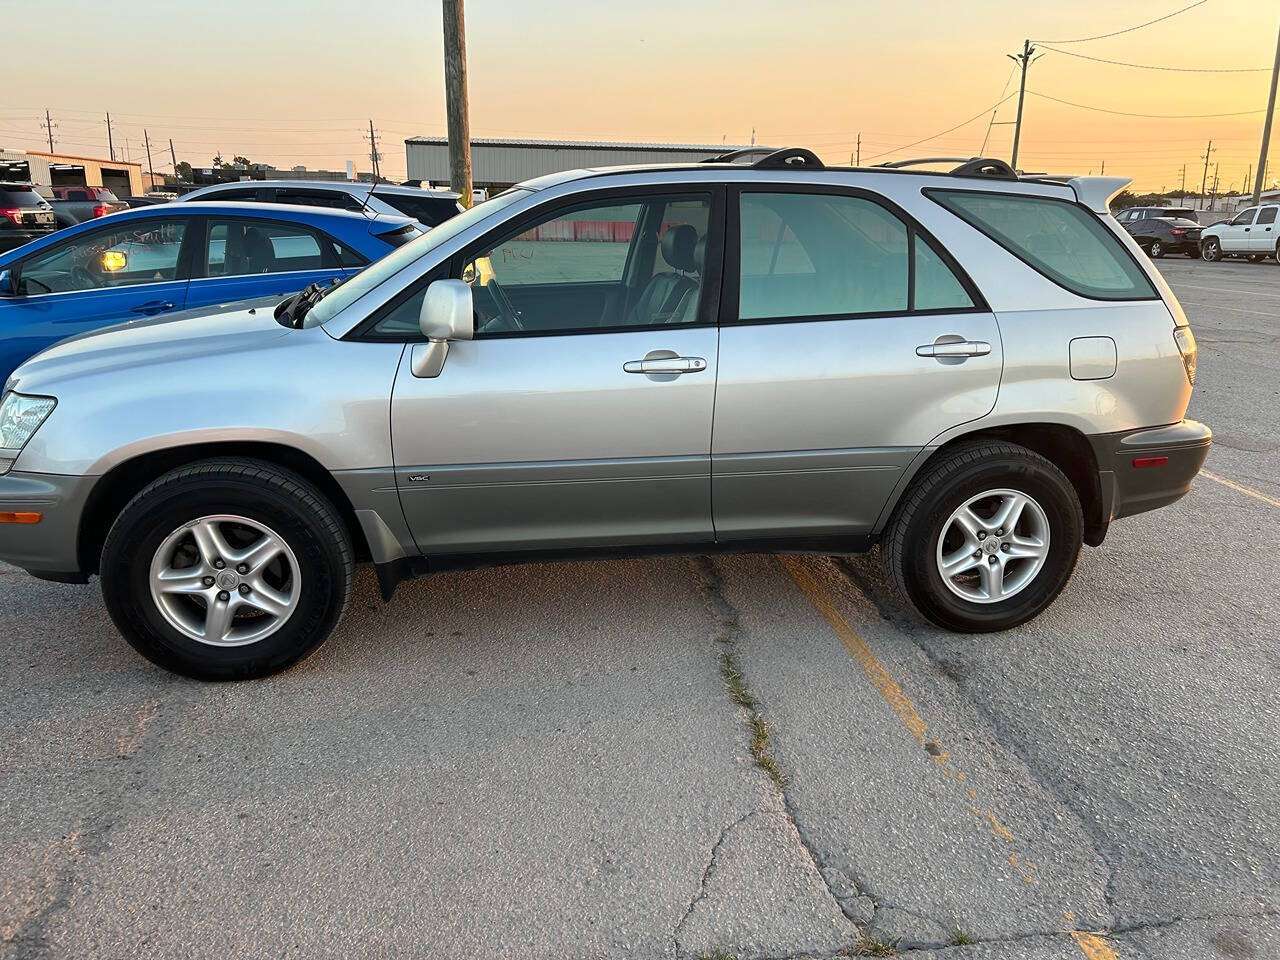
[406,139,745,188]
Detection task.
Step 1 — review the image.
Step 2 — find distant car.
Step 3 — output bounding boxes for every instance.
[177,180,464,228]
[47,185,129,227]
[120,195,173,209]
[1199,203,1280,262]
[0,201,423,383]
[0,183,57,253]
[1115,206,1198,225]
[1121,216,1202,259]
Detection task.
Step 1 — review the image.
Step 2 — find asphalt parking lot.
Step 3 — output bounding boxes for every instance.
[2,255,1277,960]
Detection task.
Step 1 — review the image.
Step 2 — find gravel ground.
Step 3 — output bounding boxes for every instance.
[1,256,1276,960]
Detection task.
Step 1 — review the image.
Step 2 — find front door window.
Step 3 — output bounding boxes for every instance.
[18,219,187,294]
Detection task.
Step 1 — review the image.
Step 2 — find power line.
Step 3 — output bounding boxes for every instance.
[861,91,1019,162]
[1040,44,1270,73]
[1035,0,1207,44]
[1027,90,1266,119]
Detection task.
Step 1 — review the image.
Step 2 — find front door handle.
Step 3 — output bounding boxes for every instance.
[916,340,991,358]
[623,356,707,374]
[131,300,175,315]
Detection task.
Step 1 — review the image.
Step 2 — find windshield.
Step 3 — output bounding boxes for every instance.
[306,188,532,327]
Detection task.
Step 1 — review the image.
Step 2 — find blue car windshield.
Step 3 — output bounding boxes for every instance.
[306,188,532,328]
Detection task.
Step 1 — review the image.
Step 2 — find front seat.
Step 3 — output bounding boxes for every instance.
[628,224,701,325]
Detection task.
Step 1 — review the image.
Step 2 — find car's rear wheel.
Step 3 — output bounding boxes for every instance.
[100,459,353,680]
[1148,239,1165,258]
[883,442,1083,632]
[1202,237,1222,261]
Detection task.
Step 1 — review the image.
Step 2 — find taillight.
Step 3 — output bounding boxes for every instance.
[1173,326,1197,386]
[0,207,22,225]
[91,204,109,218]
[1171,229,1186,236]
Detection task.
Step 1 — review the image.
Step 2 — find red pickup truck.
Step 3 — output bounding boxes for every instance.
[48,185,129,227]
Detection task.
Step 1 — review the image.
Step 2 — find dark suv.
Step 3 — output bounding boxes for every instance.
[0,183,57,253]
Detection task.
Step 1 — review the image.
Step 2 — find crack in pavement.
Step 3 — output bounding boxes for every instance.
[688,558,870,938]
[671,810,765,955]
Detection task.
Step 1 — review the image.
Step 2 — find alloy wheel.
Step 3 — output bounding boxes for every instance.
[148,515,301,646]
[935,489,1051,604]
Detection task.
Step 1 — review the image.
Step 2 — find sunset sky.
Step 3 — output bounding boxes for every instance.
[5,0,1277,192]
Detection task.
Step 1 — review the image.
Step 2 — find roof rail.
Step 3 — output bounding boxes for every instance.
[700,147,776,164]
[700,146,826,169]
[753,147,825,169]
[875,156,1017,179]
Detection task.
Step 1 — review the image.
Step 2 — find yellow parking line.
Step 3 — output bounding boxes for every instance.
[780,556,1038,884]
[1070,930,1119,960]
[1200,469,1280,509]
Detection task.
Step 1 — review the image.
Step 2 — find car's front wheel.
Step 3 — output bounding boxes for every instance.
[100,459,353,680]
[883,442,1083,632]
[1202,237,1222,261]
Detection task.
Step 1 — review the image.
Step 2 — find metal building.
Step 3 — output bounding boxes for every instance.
[404,137,748,190]
[0,149,145,197]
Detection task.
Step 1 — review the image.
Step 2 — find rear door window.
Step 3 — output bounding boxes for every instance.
[929,189,1157,300]
[203,218,330,276]
[274,188,364,212]
[1257,207,1277,225]
[0,186,47,208]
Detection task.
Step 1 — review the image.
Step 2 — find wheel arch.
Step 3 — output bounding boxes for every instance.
[78,441,371,575]
[880,422,1107,546]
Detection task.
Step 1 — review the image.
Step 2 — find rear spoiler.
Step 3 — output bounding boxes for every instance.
[1066,176,1132,214]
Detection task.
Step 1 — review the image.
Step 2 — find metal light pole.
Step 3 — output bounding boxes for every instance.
[1251,18,1280,205]
[442,0,473,207]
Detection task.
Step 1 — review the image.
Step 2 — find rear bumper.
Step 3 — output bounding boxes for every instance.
[1090,420,1212,527]
[0,471,95,582]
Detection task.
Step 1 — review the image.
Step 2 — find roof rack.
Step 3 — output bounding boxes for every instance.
[874,156,1017,179]
[700,146,826,169]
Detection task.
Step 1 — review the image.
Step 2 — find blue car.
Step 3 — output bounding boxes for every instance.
[0,202,421,383]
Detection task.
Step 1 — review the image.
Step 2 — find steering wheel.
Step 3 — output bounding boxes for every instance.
[484,274,525,332]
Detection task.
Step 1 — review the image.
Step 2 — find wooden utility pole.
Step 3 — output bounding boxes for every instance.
[1008,39,1036,171]
[442,0,472,206]
[1252,18,1280,205]
[856,132,861,166]
[169,138,178,177]
[1200,140,1214,202]
[366,119,382,180]
[143,129,155,190]
[106,112,115,161]
[42,109,56,152]
[1180,164,1187,195]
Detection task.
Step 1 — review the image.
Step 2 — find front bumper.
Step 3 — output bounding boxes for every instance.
[1090,420,1212,527]
[0,471,95,582]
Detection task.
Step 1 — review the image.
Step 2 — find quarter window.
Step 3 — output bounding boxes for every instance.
[18,219,187,294]
[929,190,1157,300]
[737,192,974,320]
[203,218,328,276]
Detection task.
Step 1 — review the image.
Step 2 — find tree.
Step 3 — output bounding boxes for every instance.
[174,161,193,181]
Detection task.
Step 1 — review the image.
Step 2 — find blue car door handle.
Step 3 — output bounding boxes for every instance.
[131,300,175,315]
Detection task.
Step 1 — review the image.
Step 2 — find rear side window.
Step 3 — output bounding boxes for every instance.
[376,192,459,226]
[274,188,364,212]
[1257,207,1277,225]
[738,192,975,320]
[930,190,1157,300]
[0,186,46,208]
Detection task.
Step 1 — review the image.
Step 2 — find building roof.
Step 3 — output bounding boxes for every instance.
[404,136,751,153]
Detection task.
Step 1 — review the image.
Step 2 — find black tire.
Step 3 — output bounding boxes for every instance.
[1148,239,1164,258]
[883,442,1083,633]
[1201,237,1222,262]
[100,458,354,680]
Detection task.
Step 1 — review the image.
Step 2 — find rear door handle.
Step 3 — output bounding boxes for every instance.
[916,340,991,358]
[623,356,707,374]
[131,300,175,315]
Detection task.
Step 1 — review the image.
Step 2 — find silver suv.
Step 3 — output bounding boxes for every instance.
[0,149,1210,679]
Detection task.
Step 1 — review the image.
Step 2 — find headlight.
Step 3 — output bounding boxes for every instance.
[0,392,56,474]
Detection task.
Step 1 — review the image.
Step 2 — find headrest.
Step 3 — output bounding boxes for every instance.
[660,224,698,272]
[693,234,706,272]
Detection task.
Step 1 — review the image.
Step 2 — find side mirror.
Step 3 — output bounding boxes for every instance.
[411,279,474,378]
[0,269,13,296]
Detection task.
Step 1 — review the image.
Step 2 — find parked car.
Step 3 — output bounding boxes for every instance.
[1121,215,1202,259]
[119,195,173,209]
[47,185,129,227]
[0,201,422,383]
[1114,205,1198,225]
[177,180,463,228]
[0,150,1209,679]
[0,183,57,253]
[1199,203,1280,262]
